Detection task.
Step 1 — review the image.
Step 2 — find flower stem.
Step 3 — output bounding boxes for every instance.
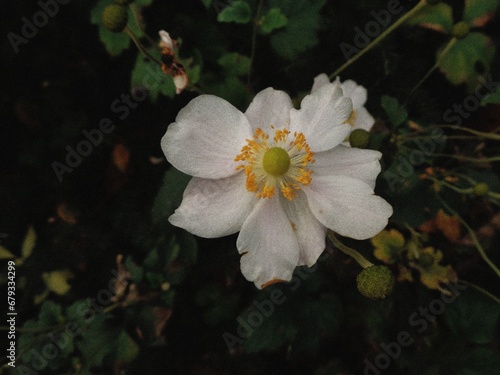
[129,3,154,45]
[248,0,265,86]
[407,37,457,98]
[459,279,500,304]
[327,231,374,269]
[124,26,163,66]
[430,153,500,163]
[436,195,500,279]
[329,0,428,79]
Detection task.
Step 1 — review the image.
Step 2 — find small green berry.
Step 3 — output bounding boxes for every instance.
[349,129,370,148]
[474,182,489,196]
[451,22,470,40]
[115,0,133,5]
[357,265,395,300]
[102,4,128,33]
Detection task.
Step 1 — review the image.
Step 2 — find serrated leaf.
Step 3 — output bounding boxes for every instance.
[381,95,408,128]
[151,167,191,224]
[408,2,453,33]
[217,52,251,76]
[437,32,495,86]
[259,7,288,34]
[131,53,176,102]
[481,86,500,106]
[445,288,500,344]
[217,1,252,23]
[464,0,500,27]
[269,0,327,59]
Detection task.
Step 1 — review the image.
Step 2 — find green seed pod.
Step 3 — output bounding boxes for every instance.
[102,4,128,33]
[474,182,489,196]
[349,129,370,148]
[451,22,470,40]
[115,0,133,4]
[357,265,395,300]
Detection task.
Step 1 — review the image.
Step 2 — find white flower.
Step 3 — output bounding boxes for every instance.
[312,73,375,134]
[161,82,392,289]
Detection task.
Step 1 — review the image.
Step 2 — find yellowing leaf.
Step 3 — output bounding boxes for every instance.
[43,270,73,295]
[410,247,457,295]
[371,229,406,264]
[21,226,36,259]
[436,209,461,242]
[0,246,15,260]
[408,2,453,33]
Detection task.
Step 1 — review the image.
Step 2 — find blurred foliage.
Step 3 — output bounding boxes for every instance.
[1,0,500,374]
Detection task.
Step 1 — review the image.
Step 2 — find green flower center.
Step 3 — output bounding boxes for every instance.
[262,147,290,176]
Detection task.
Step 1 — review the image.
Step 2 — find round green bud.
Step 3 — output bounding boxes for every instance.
[349,129,370,148]
[474,182,489,196]
[451,22,470,40]
[115,0,133,4]
[357,265,395,300]
[102,4,128,33]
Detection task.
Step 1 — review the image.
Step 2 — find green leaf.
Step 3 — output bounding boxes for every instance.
[259,7,288,34]
[463,0,500,27]
[0,246,14,260]
[481,86,500,106]
[131,53,176,102]
[269,0,327,59]
[381,95,408,128]
[217,1,252,23]
[217,52,251,76]
[444,288,500,344]
[113,330,139,362]
[151,167,191,224]
[437,32,495,86]
[201,0,212,8]
[408,2,453,33]
[77,314,117,368]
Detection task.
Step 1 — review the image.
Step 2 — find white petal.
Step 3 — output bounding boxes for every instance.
[341,79,367,109]
[169,172,255,238]
[245,88,293,131]
[311,73,330,93]
[237,197,300,289]
[159,30,173,50]
[304,175,393,240]
[173,74,188,94]
[313,145,382,189]
[290,83,352,152]
[162,95,252,179]
[281,193,327,267]
[353,106,375,132]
